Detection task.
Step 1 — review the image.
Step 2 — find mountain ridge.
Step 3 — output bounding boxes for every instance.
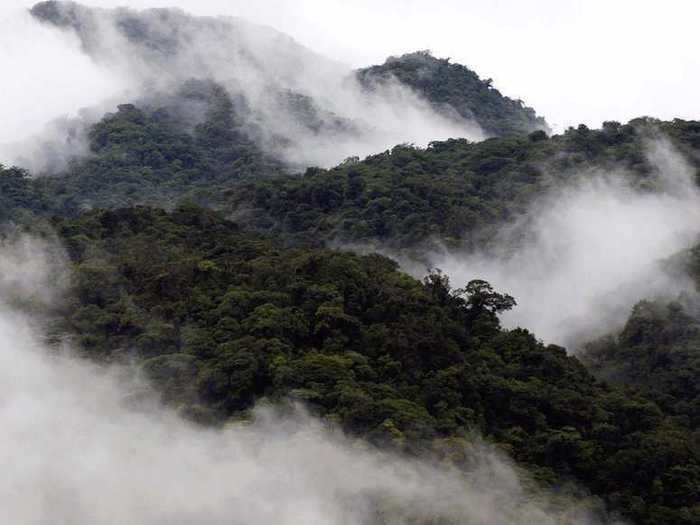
[28,1,548,170]
[357,50,550,137]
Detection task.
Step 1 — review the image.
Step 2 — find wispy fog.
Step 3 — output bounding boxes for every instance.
[0,1,482,173]
[428,139,700,348]
[0,236,619,524]
[0,6,127,160]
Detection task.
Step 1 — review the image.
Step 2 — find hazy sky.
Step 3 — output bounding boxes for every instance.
[5,0,700,132]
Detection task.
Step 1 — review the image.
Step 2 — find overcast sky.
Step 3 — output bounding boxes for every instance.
[4,0,700,134]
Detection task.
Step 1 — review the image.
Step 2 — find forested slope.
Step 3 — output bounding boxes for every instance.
[31,205,697,524]
[212,118,700,251]
[357,50,549,137]
[1,101,699,525]
[582,245,700,432]
[7,112,700,254]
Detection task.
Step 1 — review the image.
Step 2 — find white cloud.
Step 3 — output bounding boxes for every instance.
[429,139,700,348]
[0,5,126,144]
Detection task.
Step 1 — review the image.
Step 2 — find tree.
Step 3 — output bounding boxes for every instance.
[460,279,516,315]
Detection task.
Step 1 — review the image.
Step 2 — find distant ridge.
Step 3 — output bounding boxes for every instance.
[358,50,550,136]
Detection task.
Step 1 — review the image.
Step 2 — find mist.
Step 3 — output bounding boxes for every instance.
[0,235,620,525]
[0,1,482,173]
[0,5,128,169]
[427,139,700,349]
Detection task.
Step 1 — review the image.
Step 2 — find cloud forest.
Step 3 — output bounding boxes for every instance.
[0,2,699,524]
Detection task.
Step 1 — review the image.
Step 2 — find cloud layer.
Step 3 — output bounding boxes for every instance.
[0,6,125,145]
[430,139,700,348]
[0,1,482,172]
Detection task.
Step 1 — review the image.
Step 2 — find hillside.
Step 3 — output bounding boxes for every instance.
[218,118,700,252]
[28,2,549,171]
[7,110,699,253]
[582,245,700,431]
[357,50,550,137]
[36,204,698,524]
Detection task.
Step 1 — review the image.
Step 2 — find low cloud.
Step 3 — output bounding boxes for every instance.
[428,139,700,348]
[0,6,127,163]
[0,2,482,173]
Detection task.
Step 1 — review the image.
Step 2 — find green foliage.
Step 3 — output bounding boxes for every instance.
[357,51,549,137]
[7,102,699,258]
[584,298,700,432]
[33,80,282,214]
[0,165,47,223]
[580,235,700,438]
[46,205,700,524]
[227,118,700,252]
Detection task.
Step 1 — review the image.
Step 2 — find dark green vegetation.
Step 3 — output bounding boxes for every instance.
[583,245,700,433]
[584,299,700,431]
[357,50,549,137]
[40,205,697,524]
[38,80,283,211]
[9,112,700,254]
[0,82,281,218]
[0,165,49,223]
[228,118,700,251]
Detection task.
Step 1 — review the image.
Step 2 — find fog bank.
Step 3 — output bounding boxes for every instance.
[429,140,700,348]
[0,6,127,155]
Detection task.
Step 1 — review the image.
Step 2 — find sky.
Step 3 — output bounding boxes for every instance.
[6,0,700,133]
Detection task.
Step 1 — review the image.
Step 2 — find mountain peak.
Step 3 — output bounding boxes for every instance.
[358,50,549,136]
